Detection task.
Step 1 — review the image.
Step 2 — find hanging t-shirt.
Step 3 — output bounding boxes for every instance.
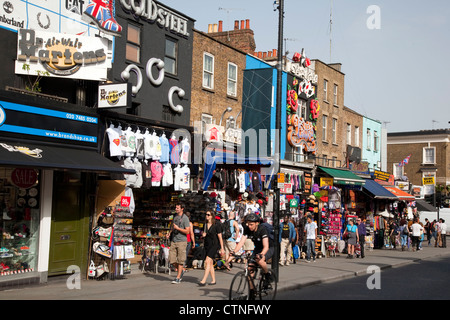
[133,158,143,188]
[162,163,173,187]
[180,139,190,164]
[144,131,154,160]
[174,165,190,191]
[135,130,145,159]
[122,157,138,187]
[151,161,164,187]
[106,124,123,158]
[159,134,170,163]
[141,160,152,189]
[124,128,136,157]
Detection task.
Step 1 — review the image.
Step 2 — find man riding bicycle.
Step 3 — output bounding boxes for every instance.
[226,213,274,277]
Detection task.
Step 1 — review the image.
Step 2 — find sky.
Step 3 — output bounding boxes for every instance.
[162,0,450,133]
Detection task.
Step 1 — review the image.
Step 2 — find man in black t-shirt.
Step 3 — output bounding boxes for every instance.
[227,213,273,274]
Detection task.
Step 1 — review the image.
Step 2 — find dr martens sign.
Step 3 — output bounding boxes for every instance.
[15,28,112,81]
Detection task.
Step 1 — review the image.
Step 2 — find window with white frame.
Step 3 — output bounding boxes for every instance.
[373,131,379,152]
[332,118,337,144]
[201,113,213,136]
[423,147,436,164]
[354,126,360,147]
[323,79,328,101]
[422,171,436,195]
[322,115,328,141]
[299,99,307,119]
[366,129,371,150]
[203,53,214,89]
[227,63,237,97]
[346,123,351,146]
[333,84,338,105]
[393,163,403,179]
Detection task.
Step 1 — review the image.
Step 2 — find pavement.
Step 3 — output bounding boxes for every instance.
[0,244,449,300]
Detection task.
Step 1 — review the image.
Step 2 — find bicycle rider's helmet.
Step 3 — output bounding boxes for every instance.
[245,213,260,222]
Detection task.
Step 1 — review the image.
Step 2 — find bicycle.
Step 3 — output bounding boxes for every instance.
[228,252,277,300]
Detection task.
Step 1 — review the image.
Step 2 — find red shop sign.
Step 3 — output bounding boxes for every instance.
[11,168,38,189]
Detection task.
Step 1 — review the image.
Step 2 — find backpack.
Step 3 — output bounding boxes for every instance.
[222,219,233,240]
[261,222,275,242]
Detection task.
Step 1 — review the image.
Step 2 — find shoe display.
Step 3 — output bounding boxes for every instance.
[82,0,122,37]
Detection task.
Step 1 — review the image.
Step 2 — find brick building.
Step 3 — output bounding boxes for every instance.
[312,60,347,167]
[190,28,246,139]
[387,129,450,201]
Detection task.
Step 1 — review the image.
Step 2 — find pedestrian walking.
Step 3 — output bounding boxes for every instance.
[356,218,366,258]
[410,217,423,252]
[304,215,317,262]
[279,215,296,266]
[169,203,191,284]
[424,218,432,246]
[290,218,300,264]
[399,219,409,251]
[223,210,240,266]
[431,219,437,246]
[198,210,224,286]
[435,219,442,247]
[184,212,195,269]
[388,219,398,249]
[344,218,359,259]
[439,218,447,248]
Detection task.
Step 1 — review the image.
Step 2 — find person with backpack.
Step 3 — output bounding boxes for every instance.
[279,215,296,266]
[399,219,409,251]
[223,210,240,269]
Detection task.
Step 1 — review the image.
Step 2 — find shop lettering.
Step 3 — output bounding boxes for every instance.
[17,29,106,75]
[120,0,189,37]
[121,60,185,113]
[65,0,85,15]
[287,114,317,154]
[11,168,38,189]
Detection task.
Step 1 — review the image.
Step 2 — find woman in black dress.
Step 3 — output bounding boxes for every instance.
[199,210,224,286]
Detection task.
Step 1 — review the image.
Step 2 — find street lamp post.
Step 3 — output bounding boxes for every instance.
[272,0,284,279]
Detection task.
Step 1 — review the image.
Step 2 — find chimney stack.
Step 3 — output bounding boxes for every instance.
[234,20,239,30]
[246,19,250,29]
[240,20,245,29]
[213,23,218,32]
[218,20,223,32]
[208,24,213,33]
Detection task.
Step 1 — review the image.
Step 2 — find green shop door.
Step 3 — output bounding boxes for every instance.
[48,172,93,276]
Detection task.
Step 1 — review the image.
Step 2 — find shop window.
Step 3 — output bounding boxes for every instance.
[203,53,214,90]
[126,23,141,63]
[423,147,436,164]
[165,38,178,75]
[227,63,237,97]
[0,168,40,277]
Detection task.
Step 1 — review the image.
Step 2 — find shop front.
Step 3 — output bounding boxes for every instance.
[0,91,132,286]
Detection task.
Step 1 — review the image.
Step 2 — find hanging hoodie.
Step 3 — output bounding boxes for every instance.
[151,161,164,187]
[159,134,170,163]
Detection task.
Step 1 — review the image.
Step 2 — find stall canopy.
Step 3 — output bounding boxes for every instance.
[363,179,398,200]
[0,140,135,174]
[415,198,437,212]
[201,147,274,190]
[317,166,365,186]
[383,186,415,201]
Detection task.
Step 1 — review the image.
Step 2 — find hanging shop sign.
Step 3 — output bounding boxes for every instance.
[287,114,317,154]
[0,100,98,146]
[204,124,224,143]
[15,29,112,81]
[288,49,318,84]
[223,128,242,145]
[422,177,435,185]
[98,83,132,108]
[373,170,393,184]
[320,177,334,187]
[119,0,190,38]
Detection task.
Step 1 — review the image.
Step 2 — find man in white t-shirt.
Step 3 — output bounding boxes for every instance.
[439,218,447,248]
[411,218,424,251]
[304,215,317,262]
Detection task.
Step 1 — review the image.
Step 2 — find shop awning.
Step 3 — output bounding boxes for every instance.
[363,179,398,200]
[317,166,365,186]
[415,198,437,212]
[0,140,135,174]
[201,147,274,190]
[383,186,415,201]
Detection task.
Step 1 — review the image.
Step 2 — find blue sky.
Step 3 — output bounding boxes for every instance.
[162,0,450,133]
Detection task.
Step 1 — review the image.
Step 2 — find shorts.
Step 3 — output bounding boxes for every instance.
[252,247,274,261]
[225,240,236,256]
[169,241,187,265]
[243,239,255,251]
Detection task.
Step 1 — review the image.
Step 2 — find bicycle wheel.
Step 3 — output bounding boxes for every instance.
[229,271,251,300]
[258,269,277,300]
